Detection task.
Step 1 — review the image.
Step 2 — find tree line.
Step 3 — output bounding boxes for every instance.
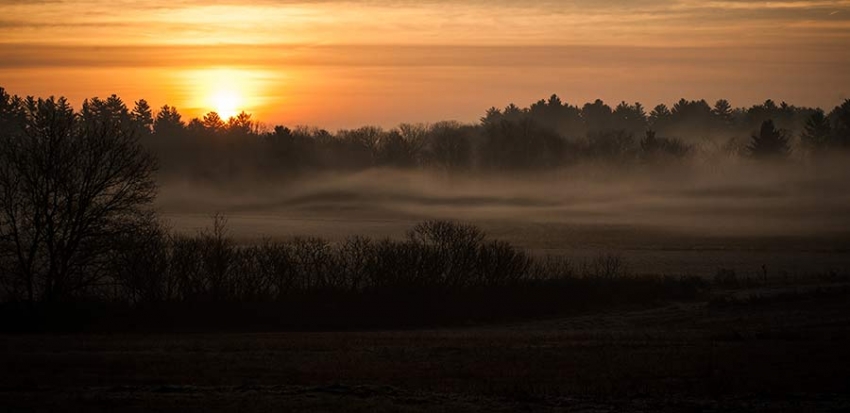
[3,214,707,330]
[158,96,850,179]
[6,88,847,182]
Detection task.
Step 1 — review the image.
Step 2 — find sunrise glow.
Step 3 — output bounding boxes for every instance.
[210,90,241,120]
[172,67,281,121]
[0,1,848,128]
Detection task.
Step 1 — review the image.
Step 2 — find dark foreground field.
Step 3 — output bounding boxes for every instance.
[2,285,849,412]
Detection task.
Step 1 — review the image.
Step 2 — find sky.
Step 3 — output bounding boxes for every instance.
[1,0,849,129]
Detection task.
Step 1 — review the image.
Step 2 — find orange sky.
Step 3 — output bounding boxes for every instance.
[1,0,849,128]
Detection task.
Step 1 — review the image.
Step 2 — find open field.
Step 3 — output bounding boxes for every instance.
[163,213,850,278]
[2,285,849,412]
[159,166,850,278]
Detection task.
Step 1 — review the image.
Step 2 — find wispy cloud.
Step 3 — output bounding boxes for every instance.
[1,0,848,47]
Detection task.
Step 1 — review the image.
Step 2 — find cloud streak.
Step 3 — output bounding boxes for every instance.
[2,43,848,69]
[1,0,849,47]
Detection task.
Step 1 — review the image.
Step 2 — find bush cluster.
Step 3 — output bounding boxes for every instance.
[1,220,708,331]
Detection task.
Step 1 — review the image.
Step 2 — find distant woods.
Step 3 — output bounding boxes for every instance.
[6,88,849,182]
[188,97,850,179]
[158,95,850,177]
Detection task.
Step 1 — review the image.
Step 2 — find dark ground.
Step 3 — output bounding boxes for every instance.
[2,285,849,412]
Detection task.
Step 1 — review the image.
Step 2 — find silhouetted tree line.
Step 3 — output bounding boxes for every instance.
[3,215,706,330]
[4,87,850,182]
[109,217,608,303]
[485,96,850,163]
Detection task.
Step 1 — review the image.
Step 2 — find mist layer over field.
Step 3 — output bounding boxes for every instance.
[158,158,850,277]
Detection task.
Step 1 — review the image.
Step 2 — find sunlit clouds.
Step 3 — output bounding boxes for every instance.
[4,0,850,46]
[1,0,849,127]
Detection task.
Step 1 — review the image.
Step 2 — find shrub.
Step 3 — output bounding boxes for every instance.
[640,130,693,159]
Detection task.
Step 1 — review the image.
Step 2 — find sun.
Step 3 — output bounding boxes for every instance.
[179,67,281,121]
[185,68,249,120]
[211,89,242,120]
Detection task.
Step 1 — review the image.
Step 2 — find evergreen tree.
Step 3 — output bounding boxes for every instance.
[581,99,613,133]
[202,111,226,133]
[612,101,647,136]
[0,87,24,135]
[649,104,671,128]
[227,111,254,137]
[748,119,790,159]
[480,107,502,126]
[153,105,185,136]
[829,99,850,148]
[712,99,733,124]
[800,109,831,149]
[131,99,154,135]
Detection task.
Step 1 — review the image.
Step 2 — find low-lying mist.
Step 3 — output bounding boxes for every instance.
[158,157,850,277]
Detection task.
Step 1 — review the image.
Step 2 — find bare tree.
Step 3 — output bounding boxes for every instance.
[428,121,473,171]
[0,94,157,303]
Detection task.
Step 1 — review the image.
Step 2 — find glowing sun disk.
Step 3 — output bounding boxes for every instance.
[211,89,241,119]
[177,67,282,121]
